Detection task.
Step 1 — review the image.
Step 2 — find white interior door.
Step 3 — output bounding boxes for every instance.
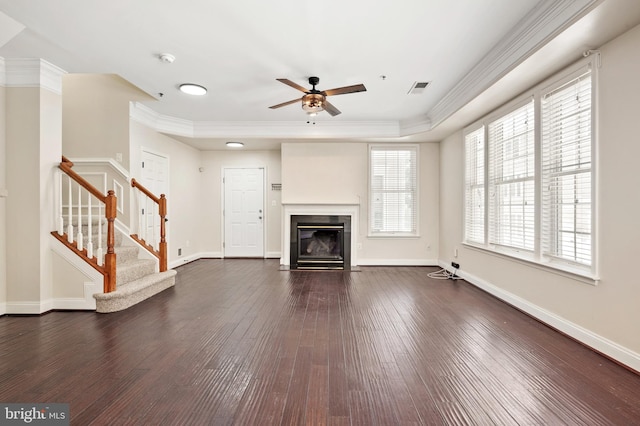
[140,150,168,248]
[224,168,264,257]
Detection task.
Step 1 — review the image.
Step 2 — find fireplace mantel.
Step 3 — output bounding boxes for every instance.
[282,203,359,267]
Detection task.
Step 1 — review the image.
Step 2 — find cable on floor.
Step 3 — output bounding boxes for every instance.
[427,268,463,280]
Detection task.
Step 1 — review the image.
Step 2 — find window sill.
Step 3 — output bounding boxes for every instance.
[368,234,420,239]
[462,242,599,285]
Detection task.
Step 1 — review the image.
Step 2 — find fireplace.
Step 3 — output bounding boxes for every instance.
[290,215,351,269]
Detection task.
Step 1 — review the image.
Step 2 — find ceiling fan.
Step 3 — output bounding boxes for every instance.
[269,76,366,116]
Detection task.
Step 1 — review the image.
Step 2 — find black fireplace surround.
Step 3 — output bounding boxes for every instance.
[290,215,351,269]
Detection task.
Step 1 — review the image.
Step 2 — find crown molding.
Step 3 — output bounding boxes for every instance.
[399,114,433,137]
[426,0,600,129]
[2,58,66,94]
[130,101,402,140]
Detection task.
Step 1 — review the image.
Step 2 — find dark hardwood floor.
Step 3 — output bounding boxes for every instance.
[1,259,639,425]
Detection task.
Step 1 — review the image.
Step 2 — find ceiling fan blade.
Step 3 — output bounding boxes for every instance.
[276,78,309,93]
[323,84,367,96]
[323,100,341,116]
[269,98,300,109]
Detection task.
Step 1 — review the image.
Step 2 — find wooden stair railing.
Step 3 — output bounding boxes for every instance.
[130,178,167,272]
[52,156,117,293]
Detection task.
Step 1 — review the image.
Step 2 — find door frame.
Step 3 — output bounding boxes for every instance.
[221,166,267,258]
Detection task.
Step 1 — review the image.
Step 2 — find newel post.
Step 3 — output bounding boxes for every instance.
[104,190,117,292]
[159,194,167,272]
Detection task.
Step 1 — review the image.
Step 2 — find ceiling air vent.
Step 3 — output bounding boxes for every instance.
[408,81,431,94]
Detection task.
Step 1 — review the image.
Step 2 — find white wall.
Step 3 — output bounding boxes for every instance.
[282,141,439,265]
[439,23,640,370]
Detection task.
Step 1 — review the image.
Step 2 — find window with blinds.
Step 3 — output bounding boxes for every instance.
[369,145,418,235]
[464,128,485,244]
[541,71,592,266]
[488,101,535,251]
[462,59,595,278]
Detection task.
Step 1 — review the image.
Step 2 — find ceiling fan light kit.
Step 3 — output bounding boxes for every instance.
[302,93,325,114]
[269,76,366,117]
[179,83,207,96]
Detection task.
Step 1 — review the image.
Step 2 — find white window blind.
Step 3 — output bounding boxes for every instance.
[370,146,417,235]
[541,71,592,266]
[464,128,485,244]
[488,101,535,251]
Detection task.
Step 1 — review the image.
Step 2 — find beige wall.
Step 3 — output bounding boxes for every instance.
[62,74,153,170]
[200,149,283,258]
[282,141,439,265]
[130,121,203,265]
[0,85,6,312]
[129,122,284,263]
[5,85,61,312]
[439,24,640,363]
[282,142,365,205]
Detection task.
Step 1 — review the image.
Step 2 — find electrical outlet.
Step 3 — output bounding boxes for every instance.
[451,262,460,269]
[178,248,182,256]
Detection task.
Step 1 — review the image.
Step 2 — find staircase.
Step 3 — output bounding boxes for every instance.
[57,216,176,313]
[92,226,176,313]
[55,156,175,313]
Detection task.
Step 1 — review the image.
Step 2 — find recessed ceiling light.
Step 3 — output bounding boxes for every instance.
[179,83,207,96]
[226,141,244,148]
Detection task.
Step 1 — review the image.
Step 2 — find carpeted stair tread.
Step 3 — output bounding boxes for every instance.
[63,216,106,227]
[94,270,176,313]
[87,227,177,313]
[114,245,141,264]
[116,258,157,286]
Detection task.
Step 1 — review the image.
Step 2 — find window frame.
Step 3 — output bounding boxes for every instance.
[368,144,419,238]
[487,98,536,254]
[462,58,597,282]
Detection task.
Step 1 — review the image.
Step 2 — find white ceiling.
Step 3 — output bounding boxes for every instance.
[2,0,640,150]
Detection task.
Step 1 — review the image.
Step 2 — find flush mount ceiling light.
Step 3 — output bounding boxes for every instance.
[226,141,244,148]
[179,83,207,96]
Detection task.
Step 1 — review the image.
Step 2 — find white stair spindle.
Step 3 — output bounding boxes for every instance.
[143,196,148,243]
[152,200,157,249]
[86,194,93,259]
[138,192,143,238]
[67,177,73,243]
[96,203,103,266]
[76,185,83,251]
[57,170,64,235]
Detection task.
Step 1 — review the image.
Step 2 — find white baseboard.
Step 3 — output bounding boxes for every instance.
[357,258,439,266]
[169,252,221,269]
[52,297,97,310]
[168,251,282,269]
[5,301,45,314]
[438,261,640,373]
[0,302,6,315]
